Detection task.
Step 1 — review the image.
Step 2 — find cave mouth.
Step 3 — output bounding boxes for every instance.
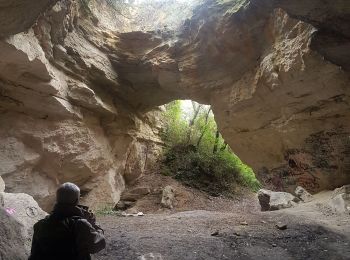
[95,0,203,31]
[160,99,261,196]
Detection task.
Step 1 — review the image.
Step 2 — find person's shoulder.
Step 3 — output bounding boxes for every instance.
[33,215,51,231]
[34,215,50,225]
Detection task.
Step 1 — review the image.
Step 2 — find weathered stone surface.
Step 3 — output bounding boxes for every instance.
[161,186,175,209]
[0,0,59,38]
[330,193,350,214]
[330,185,350,214]
[0,192,47,258]
[114,200,135,211]
[121,187,150,202]
[211,8,350,193]
[0,1,163,210]
[0,176,4,192]
[0,0,350,210]
[258,189,299,211]
[295,186,314,202]
[275,0,350,71]
[332,185,350,197]
[0,207,28,259]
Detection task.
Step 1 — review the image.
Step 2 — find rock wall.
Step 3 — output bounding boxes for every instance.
[0,0,349,208]
[210,8,350,193]
[0,0,164,210]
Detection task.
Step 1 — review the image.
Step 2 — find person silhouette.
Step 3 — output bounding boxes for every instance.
[29,182,106,260]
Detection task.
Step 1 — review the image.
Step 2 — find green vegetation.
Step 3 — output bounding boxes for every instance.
[95,205,121,216]
[161,100,261,195]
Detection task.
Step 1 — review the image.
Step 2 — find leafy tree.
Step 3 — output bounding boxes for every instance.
[162,101,187,146]
[161,100,261,192]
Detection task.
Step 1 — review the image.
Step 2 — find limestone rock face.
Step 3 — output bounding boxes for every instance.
[0,0,58,38]
[210,8,350,193]
[0,0,349,208]
[0,0,163,210]
[0,192,47,258]
[275,0,350,71]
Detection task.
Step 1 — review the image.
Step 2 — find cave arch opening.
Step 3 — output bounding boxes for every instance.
[88,0,203,32]
[160,99,261,196]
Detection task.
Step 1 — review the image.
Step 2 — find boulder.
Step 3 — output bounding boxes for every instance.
[0,192,47,259]
[258,189,299,211]
[295,186,314,202]
[332,185,350,198]
[0,207,28,259]
[121,187,151,202]
[114,200,135,211]
[330,185,350,214]
[161,186,175,209]
[330,194,350,214]
[0,176,4,192]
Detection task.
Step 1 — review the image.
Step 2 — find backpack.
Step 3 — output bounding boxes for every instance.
[29,215,83,260]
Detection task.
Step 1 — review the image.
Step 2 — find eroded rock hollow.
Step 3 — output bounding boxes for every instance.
[0,0,349,210]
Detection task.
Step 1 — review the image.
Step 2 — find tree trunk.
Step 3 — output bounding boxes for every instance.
[196,108,211,147]
[220,142,228,151]
[213,130,220,153]
[186,101,202,143]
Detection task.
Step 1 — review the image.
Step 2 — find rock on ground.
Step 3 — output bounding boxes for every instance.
[330,185,350,214]
[121,187,151,202]
[295,186,314,202]
[333,185,350,197]
[258,189,299,211]
[161,186,175,209]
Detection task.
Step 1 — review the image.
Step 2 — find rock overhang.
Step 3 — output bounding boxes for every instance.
[0,0,349,210]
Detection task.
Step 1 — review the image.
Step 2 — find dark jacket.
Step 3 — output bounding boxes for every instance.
[29,204,106,260]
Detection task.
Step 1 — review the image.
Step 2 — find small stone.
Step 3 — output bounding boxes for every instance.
[240,221,248,226]
[295,186,313,202]
[272,243,277,247]
[211,231,219,236]
[114,201,129,211]
[276,223,287,230]
[233,232,241,236]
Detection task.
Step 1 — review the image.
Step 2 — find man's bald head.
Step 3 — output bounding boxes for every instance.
[56,182,80,205]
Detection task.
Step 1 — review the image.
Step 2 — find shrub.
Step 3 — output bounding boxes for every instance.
[162,145,236,196]
[161,100,261,194]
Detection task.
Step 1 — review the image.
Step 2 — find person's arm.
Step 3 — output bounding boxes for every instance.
[74,219,106,254]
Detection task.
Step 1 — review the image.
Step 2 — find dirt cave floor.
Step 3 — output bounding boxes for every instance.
[95,192,350,260]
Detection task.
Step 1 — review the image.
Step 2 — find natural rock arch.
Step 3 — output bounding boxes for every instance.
[0,0,349,210]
